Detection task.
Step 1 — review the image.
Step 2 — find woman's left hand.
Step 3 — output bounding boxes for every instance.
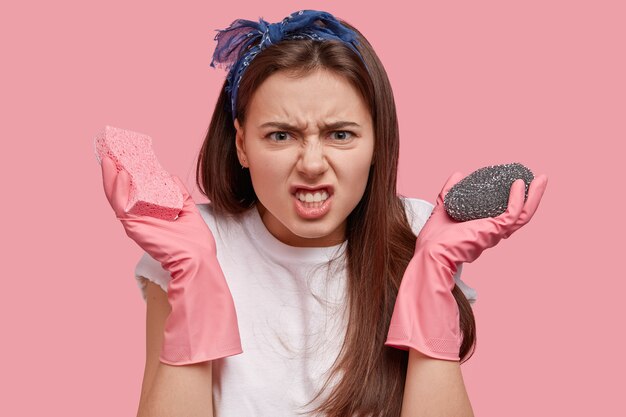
[417,171,549,273]
[384,171,548,360]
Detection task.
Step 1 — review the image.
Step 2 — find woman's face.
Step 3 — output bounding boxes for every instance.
[234,68,375,247]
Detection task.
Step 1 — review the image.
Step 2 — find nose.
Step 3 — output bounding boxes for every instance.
[296,138,328,178]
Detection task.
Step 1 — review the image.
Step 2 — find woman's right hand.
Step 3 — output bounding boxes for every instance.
[100,155,216,270]
[100,155,243,365]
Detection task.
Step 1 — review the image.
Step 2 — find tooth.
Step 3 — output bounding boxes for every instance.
[295,189,331,203]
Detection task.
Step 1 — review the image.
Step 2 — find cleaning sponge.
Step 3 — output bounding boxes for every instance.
[444,162,534,222]
[94,125,183,220]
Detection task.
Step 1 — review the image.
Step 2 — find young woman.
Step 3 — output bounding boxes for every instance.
[100,9,547,417]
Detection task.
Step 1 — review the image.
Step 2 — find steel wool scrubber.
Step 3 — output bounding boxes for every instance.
[444,162,534,221]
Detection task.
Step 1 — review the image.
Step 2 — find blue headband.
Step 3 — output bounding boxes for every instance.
[209,9,369,122]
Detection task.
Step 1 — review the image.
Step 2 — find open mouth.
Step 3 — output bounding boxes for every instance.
[291,186,334,219]
[294,188,331,204]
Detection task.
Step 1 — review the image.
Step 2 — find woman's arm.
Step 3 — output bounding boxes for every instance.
[137,280,214,417]
[400,348,474,417]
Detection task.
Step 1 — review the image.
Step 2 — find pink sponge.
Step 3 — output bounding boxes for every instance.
[94,125,184,220]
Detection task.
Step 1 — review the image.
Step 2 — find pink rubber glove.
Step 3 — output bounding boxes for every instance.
[100,156,243,365]
[385,172,548,360]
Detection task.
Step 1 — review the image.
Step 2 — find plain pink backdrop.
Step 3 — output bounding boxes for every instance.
[2,0,623,415]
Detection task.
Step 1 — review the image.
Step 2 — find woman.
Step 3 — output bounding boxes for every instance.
[100,9,547,417]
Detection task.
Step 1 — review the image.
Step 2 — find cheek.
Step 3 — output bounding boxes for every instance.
[251,146,300,170]
[248,155,290,195]
[337,149,373,182]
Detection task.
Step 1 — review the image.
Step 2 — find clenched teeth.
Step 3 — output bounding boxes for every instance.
[295,190,330,202]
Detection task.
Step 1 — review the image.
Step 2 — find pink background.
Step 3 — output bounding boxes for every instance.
[2,0,623,415]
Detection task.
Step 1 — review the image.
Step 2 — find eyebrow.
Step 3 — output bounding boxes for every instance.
[258,121,362,131]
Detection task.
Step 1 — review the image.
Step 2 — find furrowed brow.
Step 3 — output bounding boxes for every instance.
[321,121,361,130]
[258,121,361,131]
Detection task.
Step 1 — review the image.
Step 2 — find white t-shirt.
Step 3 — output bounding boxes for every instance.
[134,197,477,416]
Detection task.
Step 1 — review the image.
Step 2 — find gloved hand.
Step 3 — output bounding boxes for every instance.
[100,156,243,365]
[385,172,548,360]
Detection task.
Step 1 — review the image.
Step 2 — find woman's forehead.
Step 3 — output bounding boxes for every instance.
[247,70,369,125]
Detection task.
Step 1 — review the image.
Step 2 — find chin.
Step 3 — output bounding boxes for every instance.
[291,217,344,242]
[290,222,333,238]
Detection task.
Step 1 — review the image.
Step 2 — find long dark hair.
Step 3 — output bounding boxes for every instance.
[195,17,476,417]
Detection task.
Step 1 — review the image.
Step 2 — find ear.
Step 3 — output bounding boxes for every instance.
[234,118,248,168]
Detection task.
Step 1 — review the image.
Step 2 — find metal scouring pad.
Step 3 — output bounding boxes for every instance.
[444,162,534,221]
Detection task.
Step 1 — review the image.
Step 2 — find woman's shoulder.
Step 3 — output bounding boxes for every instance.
[399,196,435,236]
[196,201,218,226]
[400,195,435,212]
[195,201,239,224]
[195,201,251,241]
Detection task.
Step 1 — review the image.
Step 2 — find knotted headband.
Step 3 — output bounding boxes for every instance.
[209,9,369,121]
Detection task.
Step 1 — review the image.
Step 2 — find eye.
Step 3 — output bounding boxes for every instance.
[330,131,355,141]
[266,131,292,141]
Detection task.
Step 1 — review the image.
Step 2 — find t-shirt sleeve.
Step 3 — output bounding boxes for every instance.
[401,196,478,305]
[134,251,172,301]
